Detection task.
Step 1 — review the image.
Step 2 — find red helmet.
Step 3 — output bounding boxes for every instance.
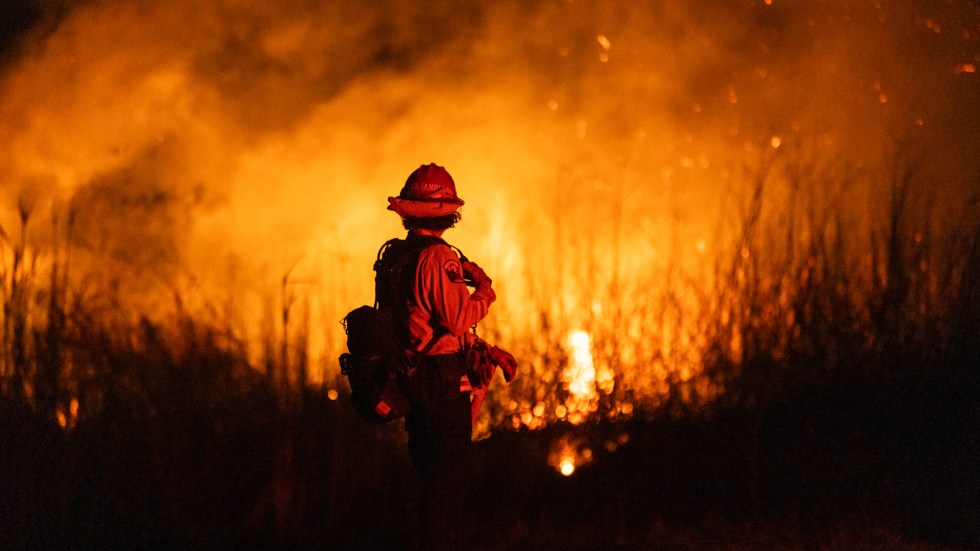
[387,163,465,218]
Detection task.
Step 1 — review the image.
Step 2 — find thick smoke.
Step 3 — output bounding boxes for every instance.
[1,0,977,376]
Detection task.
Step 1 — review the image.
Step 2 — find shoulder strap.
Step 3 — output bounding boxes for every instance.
[374,235,463,346]
[372,238,403,309]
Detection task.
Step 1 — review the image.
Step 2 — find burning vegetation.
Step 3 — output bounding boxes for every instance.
[1,0,979,548]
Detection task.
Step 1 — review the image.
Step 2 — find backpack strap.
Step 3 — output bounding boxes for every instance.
[372,238,403,309]
[374,235,464,349]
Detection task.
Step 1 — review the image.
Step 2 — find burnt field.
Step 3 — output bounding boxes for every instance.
[1,337,976,550]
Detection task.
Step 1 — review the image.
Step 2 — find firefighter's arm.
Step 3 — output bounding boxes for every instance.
[417,246,494,336]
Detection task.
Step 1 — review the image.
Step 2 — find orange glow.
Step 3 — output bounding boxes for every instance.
[1,0,977,437]
[727,86,739,104]
[549,434,592,476]
[566,330,594,396]
[56,398,80,430]
[560,330,613,425]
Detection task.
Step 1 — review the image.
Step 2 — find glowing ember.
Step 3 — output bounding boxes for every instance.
[57,398,80,430]
[727,86,739,104]
[548,434,592,476]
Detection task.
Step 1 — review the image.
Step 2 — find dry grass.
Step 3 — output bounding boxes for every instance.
[1,140,978,549]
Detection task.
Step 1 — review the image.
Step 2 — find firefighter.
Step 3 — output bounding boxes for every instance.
[382,163,517,550]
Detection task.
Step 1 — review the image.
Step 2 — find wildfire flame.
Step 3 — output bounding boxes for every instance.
[1,0,978,436]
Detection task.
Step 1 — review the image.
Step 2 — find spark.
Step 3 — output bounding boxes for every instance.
[597,34,611,62]
[57,398,80,429]
[727,86,738,104]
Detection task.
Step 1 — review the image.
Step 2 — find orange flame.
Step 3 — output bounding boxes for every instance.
[0,0,977,436]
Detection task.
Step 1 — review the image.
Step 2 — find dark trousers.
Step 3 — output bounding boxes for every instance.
[404,353,472,551]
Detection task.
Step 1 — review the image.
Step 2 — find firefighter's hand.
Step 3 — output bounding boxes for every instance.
[470,360,495,388]
[489,346,518,382]
[462,261,492,287]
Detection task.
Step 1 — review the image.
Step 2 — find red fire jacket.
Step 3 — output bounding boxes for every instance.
[406,242,495,357]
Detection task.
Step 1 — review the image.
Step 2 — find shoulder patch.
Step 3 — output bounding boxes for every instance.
[443,258,465,283]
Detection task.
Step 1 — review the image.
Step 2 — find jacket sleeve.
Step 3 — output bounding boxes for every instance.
[415,245,495,337]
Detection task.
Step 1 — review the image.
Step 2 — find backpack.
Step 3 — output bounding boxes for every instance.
[338,235,457,423]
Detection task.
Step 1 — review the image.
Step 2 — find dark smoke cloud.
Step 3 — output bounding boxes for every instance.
[0,0,70,69]
[0,1,44,66]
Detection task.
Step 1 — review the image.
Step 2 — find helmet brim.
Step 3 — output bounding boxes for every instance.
[387,196,464,218]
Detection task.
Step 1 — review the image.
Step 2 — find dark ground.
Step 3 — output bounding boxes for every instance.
[2,365,977,551]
